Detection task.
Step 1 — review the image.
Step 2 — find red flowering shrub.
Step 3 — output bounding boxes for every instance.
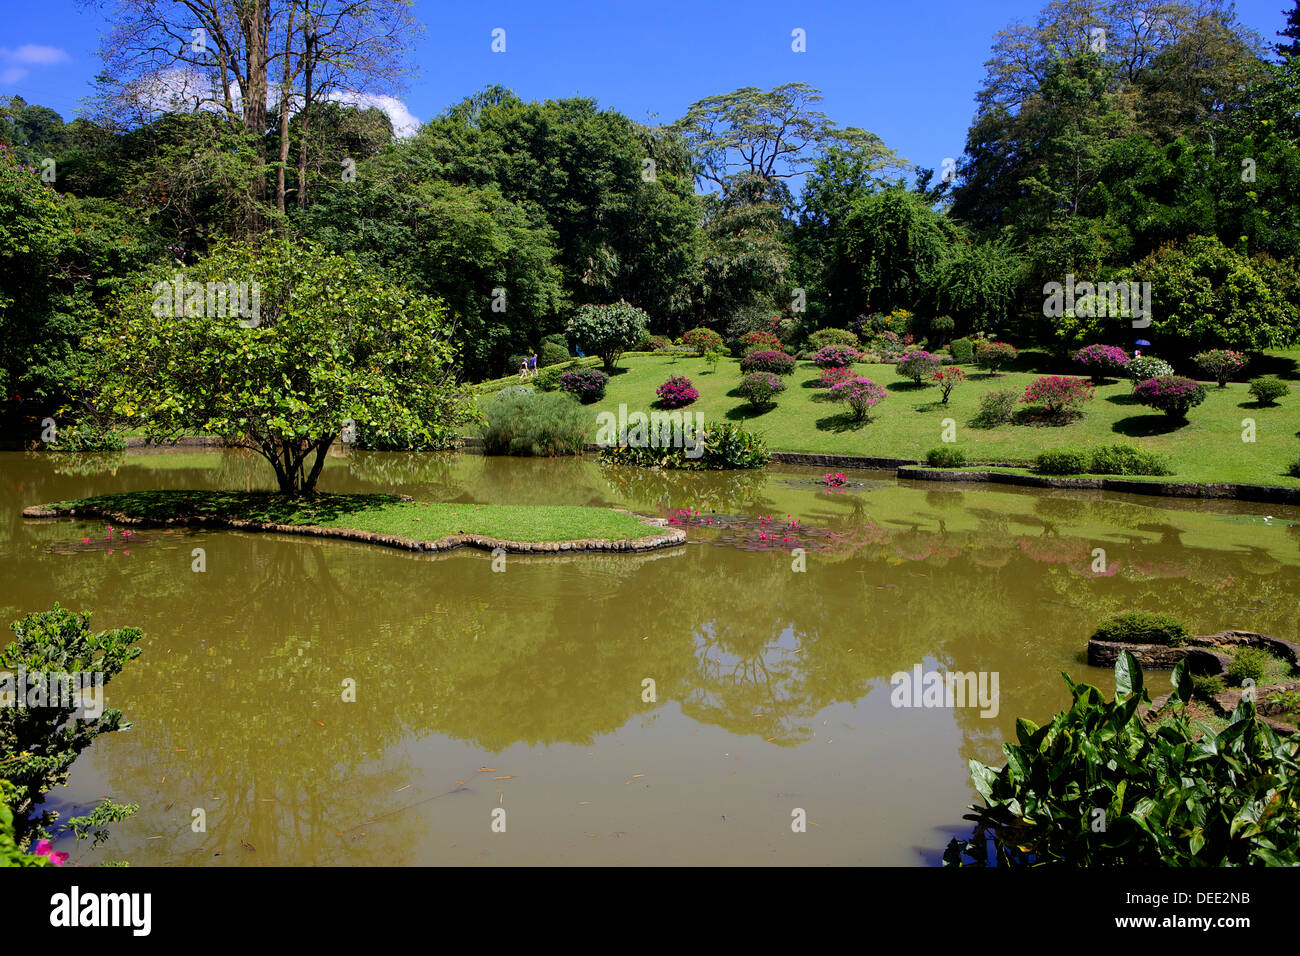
[931,366,967,404]
[818,365,856,388]
[681,328,724,355]
[739,330,784,355]
[975,341,1018,374]
[1022,376,1094,417]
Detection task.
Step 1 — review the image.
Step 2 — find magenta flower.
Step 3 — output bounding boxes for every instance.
[34,840,69,866]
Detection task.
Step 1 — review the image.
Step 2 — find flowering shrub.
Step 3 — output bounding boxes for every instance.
[811,344,861,369]
[896,350,942,385]
[682,327,724,355]
[1022,376,1095,416]
[1073,344,1130,383]
[1194,349,1247,388]
[975,340,1018,374]
[822,472,848,487]
[739,330,784,355]
[829,376,887,421]
[646,334,672,352]
[558,367,610,403]
[1133,376,1207,418]
[818,365,856,389]
[931,366,967,404]
[656,375,699,409]
[738,372,786,408]
[1127,355,1174,384]
[739,349,797,375]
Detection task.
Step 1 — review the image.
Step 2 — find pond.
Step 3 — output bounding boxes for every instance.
[4,448,1298,865]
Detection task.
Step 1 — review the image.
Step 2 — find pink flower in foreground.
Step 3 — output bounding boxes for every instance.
[34,840,69,866]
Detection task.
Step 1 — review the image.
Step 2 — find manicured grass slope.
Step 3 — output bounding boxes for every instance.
[549,354,1300,486]
[50,490,663,542]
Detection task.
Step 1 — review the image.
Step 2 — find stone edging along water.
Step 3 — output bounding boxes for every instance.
[21,501,687,556]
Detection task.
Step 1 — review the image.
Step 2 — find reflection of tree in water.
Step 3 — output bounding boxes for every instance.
[49,450,128,477]
[599,462,771,514]
[344,450,461,500]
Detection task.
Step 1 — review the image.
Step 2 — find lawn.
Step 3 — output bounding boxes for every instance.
[490,351,1300,487]
[38,490,667,543]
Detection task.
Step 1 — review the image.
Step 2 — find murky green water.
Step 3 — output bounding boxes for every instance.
[4,448,1298,865]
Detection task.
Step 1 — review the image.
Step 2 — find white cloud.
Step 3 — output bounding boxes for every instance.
[327,91,420,138]
[10,45,71,66]
[1,67,29,85]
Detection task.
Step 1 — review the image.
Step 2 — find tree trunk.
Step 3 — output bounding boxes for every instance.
[275,7,297,217]
[296,30,315,209]
[241,0,270,232]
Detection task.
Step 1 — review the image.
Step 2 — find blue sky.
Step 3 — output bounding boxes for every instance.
[2,0,1295,180]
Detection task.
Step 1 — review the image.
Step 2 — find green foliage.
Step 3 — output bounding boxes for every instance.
[971,387,1019,426]
[806,328,860,351]
[1227,647,1272,686]
[1092,611,1190,647]
[80,238,475,496]
[1190,673,1226,700]
[566,301,650,373]
[598,421,769,470]
[1249,375,1290,405]
[949,337,975,364]
[535,365,566,392]
[0,780,49,867]
[0,605,142,851]
[539,341,570,367]
[480,390,589,456]
[1034,445,1172,476]
[681,327,724,355]
[1034,449,1092,475]
[925,446,967,468]
[945,653,1300,866]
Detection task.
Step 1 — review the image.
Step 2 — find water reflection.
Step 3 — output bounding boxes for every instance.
[2,449,1297,864]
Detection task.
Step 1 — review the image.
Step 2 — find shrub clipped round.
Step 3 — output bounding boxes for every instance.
[1072,344,1130,384]
[807,328,861,351]
[739,349,797,375]
[738,371,786,408]
[656,375,699,409]
[1022,376,1094,417]
[682,327,724,356]
[1091,611,1190,647]
[1194,349,1247,388]
[1248,375,1290,405]
[1133,375,1207,418]
[974,340,1018,374]
[812,344,861,368]
[828,376,887,421]
[539,341,570,367]
[896,350,942,384]
[535,365,566,392]
[565,301,649,372]
[558,367,610,403]
[949,338,975,364]
[646,334,672,352]
[1126,355,1174,384]
[926,446,966,468]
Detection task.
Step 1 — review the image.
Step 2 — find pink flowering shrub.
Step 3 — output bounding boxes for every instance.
[656,375,699,408]
[1193,349,1247,388]
[1022,376,1095,417]
[738,372,786,408]
[812,344,861,369]
[895,350,942,384]
[1073,344,1131,383]
[829,376,888,421]
[818,365,856,389]
[1133,375,1207,418]
[740,349,797,375]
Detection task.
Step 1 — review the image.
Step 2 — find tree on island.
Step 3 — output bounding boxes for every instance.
[77,239,475,496]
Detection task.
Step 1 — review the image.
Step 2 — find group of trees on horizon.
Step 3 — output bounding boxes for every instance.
[4,0,1300,436]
